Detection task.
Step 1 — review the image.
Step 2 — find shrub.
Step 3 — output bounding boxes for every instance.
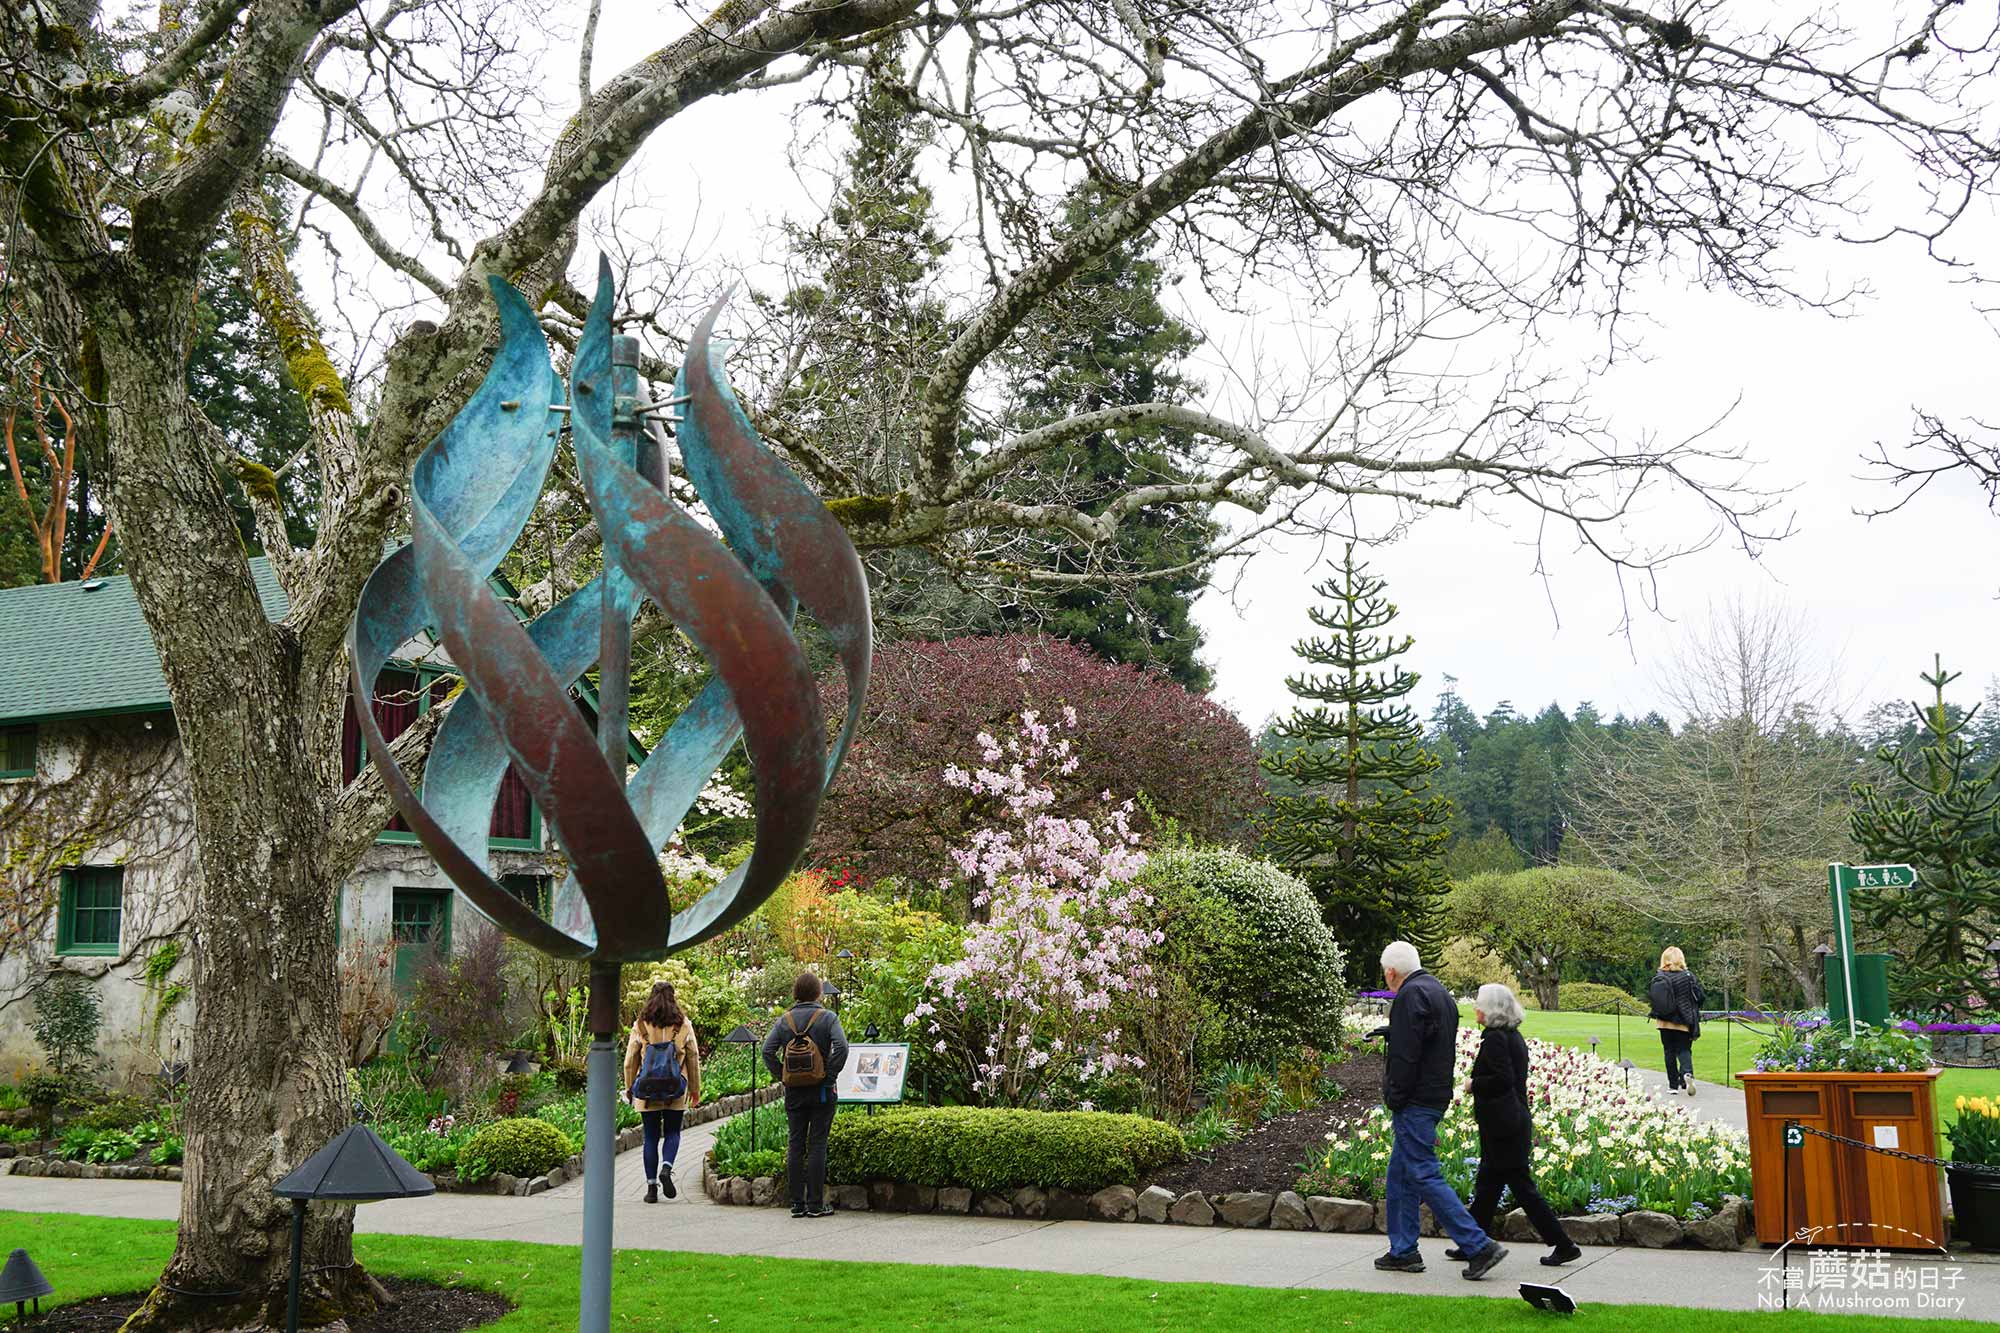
[1140,848,1348,1063]
[71,1095,153,1132]
[710,1099,791,1176]
[458,1117,573,1183]
[1556,982,1647,1016]
[31,972,102,1076]
[826,1106,1184,1193]
[408,925,512,1101]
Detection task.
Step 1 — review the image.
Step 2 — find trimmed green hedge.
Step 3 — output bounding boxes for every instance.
[1556,981,1648,1017]
[825,1107,1184,1193]
[458,1117,572,1183]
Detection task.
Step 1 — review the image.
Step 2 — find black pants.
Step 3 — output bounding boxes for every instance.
[641,1108,684,1184]
[1468,1158,1572,1248]
[1659,1029,1695,1090]
[786,1101,837,1207]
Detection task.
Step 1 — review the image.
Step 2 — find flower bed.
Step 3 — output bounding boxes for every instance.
[1298,1030,1750,1220]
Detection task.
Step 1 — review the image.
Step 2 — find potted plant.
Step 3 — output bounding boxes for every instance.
[1946,1096,2000,1252]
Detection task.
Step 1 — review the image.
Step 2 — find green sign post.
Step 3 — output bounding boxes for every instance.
[1825,862,1917,1040]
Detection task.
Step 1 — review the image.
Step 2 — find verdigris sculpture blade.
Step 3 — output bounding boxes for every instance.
[346,257,871,964]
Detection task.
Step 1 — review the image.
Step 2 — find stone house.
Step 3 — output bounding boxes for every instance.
[0,560,596,1085]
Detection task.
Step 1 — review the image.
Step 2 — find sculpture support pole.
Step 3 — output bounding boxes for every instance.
[580,960,621,1333]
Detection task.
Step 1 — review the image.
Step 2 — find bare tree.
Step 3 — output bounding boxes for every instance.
[1567,600,1858,1006]
[1861,410,2000,517]
[3,1,1998,1324]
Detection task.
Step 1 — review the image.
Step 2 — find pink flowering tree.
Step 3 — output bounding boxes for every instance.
[908,706,1163,1106]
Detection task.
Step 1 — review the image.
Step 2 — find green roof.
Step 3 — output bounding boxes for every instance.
[0,559,290,726]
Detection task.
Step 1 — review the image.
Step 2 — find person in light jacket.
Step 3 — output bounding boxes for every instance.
[1456,983,1580,1268]
[623,981,702,1204]
[1374,940,1507,1280]
[761,971,849,1218]
[1647,947,1705,1095]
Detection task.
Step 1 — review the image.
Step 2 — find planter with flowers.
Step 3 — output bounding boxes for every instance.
[1946,1096,2000,1252]
[1739,1020,1943,1249]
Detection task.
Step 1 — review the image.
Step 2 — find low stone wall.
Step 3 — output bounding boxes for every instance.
[700,1156,1754,1251]
[1,1082,783,1196]
[1932,1033,2000,1068]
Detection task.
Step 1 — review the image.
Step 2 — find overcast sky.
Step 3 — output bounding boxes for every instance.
[288,4,2000,736]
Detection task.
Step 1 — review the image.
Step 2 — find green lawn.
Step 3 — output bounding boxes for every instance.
[5,1210,1986,1332]
[1470,1003,2000,1135]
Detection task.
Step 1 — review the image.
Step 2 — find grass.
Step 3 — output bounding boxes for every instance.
[1466,1003,2000,1135]
[3,1210,1987,1332]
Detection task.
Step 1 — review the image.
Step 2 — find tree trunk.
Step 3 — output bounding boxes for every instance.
[86,295,375,1331]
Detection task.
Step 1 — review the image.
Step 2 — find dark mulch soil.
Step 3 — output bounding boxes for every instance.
[35,1276,511,1331]
[1142,1049,1386,1197]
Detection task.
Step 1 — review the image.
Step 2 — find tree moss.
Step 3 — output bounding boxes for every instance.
[229,457,282,505]
[825,494,900,530]
[230,208,354,419]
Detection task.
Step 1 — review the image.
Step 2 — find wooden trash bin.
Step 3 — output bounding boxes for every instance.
[1740,1069,1944,1250]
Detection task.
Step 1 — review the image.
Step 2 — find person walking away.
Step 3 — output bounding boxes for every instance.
[624,981,702,1204]
[762,971,849,1218]
[1373,940,1508,1280]
[1648,947,1705,1095]
[1455,983,1581,1267]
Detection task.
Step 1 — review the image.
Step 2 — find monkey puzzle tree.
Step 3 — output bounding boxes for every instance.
[1850,658,2000,1019]
[1260,545,1451,970]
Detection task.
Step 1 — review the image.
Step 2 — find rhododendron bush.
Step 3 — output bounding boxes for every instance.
[816,635,1264,891]
[1299,1030,1751,1219]
[909,710,1162,1107]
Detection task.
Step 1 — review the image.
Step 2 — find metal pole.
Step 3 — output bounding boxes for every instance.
[285,1197,307,1333]
[748,1039,758,1147]
[1724,976,1732,1090]
[580,961,620,1333]
[1830,862,1857,1042]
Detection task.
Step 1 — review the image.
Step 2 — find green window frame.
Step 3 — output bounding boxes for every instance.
[57,866,124,956]
[1,724,35,779]
[391,887,453,951]
[376,667,543,851]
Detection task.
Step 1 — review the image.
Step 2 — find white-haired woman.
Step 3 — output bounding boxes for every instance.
[1451,983,1580,1268]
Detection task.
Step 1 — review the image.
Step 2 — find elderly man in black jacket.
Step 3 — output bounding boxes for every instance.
[1373,940,1508,1280]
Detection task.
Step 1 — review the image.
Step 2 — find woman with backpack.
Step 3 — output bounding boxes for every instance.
[760,971,849,1218]
[1647,946,1705,1096]
[624,980,701,1204]
[1455,983,1580,1268]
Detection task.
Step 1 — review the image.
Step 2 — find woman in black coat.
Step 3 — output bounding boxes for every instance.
[1450,983,1579,1268]
[1647,947,1705,1095]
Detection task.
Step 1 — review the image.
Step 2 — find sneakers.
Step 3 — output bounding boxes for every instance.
[1373,1251,1425,1273]
[643,1182,658,1205]
[808,1204,836,1218]
[1443,1246,1469,1262]
[1463,1241,1508,1280]
[1542,1242,1582,1266]
[659,1169,678,1200]
[790,1204,808,1218]
[1685,1084,1697,1098]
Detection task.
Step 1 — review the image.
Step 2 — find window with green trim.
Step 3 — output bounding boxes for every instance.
[1,724,35,779]
[58,866,124,955]
[501,873,550,916]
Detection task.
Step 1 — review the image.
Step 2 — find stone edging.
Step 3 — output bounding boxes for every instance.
[0,1083,783,1196]
[699,1156,1754,1251]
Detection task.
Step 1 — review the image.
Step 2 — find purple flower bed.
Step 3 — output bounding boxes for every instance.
[1897,1020,2000,1034]
[1357,989,1396,999]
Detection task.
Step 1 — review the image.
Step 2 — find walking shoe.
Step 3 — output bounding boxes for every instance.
[1463,1241,1507,1280]
[660,1169,677,1199]
[1443,1246,1470,1262]
[644,1182,658,1205]
[808,1204,836,1218]
[1686,1084,1696,1097]
[1542,1243,1582,1266]
[1373,1251,1425,1273]
[790,1204,808,1218]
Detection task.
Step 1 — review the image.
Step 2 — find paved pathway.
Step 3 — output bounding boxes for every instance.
[1623,1068,1748,1132]
[7,1111,1994,1323]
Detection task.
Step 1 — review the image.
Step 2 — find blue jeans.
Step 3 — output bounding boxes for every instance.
[1386,1105,1491,1257]
[642,1108,684,1183]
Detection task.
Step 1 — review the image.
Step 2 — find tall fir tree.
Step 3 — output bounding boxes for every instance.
[1849,657,2000,1017]
[1259,545,1452,973]
[996,184,1218,687]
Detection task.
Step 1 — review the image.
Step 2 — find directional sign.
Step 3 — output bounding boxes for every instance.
[1835,864,1918,891]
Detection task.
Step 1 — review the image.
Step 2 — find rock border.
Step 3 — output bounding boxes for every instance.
[0,1083,782,1198]
[698,1157,1754,1251]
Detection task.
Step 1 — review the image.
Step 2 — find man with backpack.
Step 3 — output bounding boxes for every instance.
[761,971,850,1217]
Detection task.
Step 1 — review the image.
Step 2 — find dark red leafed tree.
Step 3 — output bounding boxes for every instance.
[815,634,1263,892]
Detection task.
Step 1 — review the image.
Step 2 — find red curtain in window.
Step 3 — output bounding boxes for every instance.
[490,765,534,840]
[341,670,538,844]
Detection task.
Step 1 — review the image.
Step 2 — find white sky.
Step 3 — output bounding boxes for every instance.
[281,3,2000,734]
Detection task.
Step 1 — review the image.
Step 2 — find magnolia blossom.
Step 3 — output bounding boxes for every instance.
[917,710,1159,1106]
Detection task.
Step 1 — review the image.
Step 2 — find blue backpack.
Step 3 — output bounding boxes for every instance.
[630,1033,687,1102]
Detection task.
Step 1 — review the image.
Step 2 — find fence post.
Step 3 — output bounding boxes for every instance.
[1781,1119,1801,1311]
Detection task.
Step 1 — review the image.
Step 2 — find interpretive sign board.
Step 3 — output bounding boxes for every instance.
[836,1043,911,1104]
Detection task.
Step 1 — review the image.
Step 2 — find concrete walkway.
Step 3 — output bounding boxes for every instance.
[1623,1068,1748,1132]
[7,1110,1994,1322]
